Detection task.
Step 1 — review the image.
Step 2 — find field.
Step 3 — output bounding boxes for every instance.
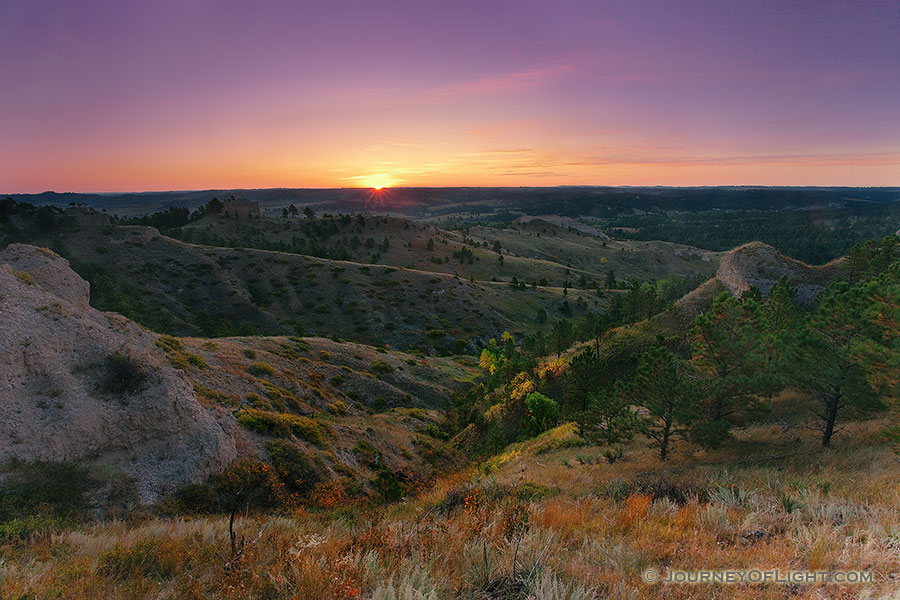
[3,415,898,599]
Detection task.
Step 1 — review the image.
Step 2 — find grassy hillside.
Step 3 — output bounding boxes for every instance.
[150,333,479,503]
[173,212,720,287]
[3,415,897,599]
[24,211,607,348]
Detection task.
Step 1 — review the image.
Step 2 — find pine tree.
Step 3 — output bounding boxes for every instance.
[624,345,697,460]
[690,292,774,447]
[792,283,883,446]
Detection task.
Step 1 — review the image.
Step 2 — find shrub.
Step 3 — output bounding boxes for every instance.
[12,270,35,285]
[353,440,380,468]
[0,515,59,543]
[213,458,291,511]
[327,399,348,415]
[371,360,394,375]
[99,353,147,396]
[329,374,344,387]
[0,460,94,521]
[520,392,561,439]
[261,381,298,411]
[266,439,323,494]
[155,335,183,353]
[236,409,329,447]
[186,353,207,368]
[373,469,406,502]
[172,483,218,514]
[243,349,256,359]
[248,361,275,376]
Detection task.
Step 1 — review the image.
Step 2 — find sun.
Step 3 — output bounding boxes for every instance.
[365,174,392,190]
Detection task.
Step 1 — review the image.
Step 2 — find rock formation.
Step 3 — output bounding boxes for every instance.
[0,244,236,504]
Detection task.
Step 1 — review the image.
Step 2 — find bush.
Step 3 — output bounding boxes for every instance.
[236,409,329,447]
[172,483,218,514]
[0,460,94,522]
[0,515,60,544]
[248,362,275,376]
[327,399,348,415]
[371,360,394,375]
[520,392,561,439]
[99,353,148,396]
[11,269,36,285]
[213,458,291,511]
[373,469,406,502]
[353,440,380,468]
[266,439,323,494]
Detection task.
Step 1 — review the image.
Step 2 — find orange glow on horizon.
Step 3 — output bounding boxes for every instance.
[364,174,393,190]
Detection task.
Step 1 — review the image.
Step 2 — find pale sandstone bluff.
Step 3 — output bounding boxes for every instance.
[0,244,236,504]
[716,242,847,304]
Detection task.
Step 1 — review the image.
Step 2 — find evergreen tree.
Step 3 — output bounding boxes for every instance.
[624,345,697,460]
[792,283,883,446]
[690,292,774,447]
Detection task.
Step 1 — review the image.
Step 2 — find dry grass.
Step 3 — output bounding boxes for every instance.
[2,417,899,599]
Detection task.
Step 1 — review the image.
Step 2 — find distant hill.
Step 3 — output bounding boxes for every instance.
[5,186,899,219]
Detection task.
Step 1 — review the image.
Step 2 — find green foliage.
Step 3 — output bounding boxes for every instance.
[99,353,148,396]
[624,345,698,460]
[235,409,329,447]
[550,318,575,357]
[790,282,885,445]
[12,269,35,285]
[520,392,561,439]
[213,458,291,512]
[373,469,406,502]
[371,360,394,375]
[612,202,900,264]
[72,262,179,334]
[578,389,637,450]
[171,484,218,514]
[266,439,323,494]
[690,293,774,446]
[0,460,95,522]
[248,361,275,376]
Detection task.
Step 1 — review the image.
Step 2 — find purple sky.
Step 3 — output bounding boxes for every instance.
[1,0,898,191]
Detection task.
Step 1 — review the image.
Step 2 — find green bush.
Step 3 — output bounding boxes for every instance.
[0,515,60,543]
[371,360,394,375]
[0,460,94,522]
[171,483,218,514]
[248,362,275,376]
[236,409,329,447]
[373,469,406,502]
[213,458,291,511]
[353,440,380,468]
[266,439,323,494]
[100,353,148,396]
[98,538,179,579]
[520,392,561,439]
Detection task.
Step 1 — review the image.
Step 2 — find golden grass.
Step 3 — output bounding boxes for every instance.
[2,418,899,599]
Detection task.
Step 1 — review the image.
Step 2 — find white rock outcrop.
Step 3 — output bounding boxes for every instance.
[0,245,236,504]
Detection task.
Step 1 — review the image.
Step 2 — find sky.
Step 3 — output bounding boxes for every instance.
[1,0,898,192]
